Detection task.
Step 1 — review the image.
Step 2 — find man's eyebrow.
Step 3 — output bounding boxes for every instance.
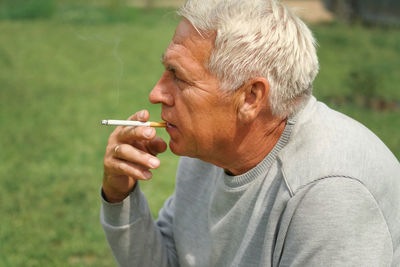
[160,53,178,73]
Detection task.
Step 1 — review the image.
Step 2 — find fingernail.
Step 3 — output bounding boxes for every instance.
[148,158,160,168]
[144,128,154,138]
[143,170,152,179]
[139,110,146,120]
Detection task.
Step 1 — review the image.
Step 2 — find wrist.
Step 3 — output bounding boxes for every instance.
[102,173,137,203]
[101,185,132,203]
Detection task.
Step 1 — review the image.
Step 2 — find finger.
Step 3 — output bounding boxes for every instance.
[118,126,156,143]
[113,143,161,169]
[127,109,149,122]
[108,110,150,142]
[106,157,153,180]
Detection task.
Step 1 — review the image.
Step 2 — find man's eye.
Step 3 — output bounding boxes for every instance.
[174,75,186,83]
[166,67,188,85]
[170,71,186,84]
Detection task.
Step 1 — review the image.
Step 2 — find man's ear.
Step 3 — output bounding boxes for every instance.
[236,78,269,122]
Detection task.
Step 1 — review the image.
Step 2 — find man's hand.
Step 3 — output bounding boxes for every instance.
[102,110,167,203]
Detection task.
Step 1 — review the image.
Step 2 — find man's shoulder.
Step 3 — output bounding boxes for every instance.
[278,98,400,258]
[278,97,399,194]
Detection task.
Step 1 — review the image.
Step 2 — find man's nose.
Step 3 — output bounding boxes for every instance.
[149,72,174,106]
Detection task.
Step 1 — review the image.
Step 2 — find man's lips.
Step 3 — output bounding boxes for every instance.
[166,122,176,128]
[165,122,178,136]
[162,115,177,128]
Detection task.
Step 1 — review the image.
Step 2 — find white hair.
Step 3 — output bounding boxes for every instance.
[178,0,319,117]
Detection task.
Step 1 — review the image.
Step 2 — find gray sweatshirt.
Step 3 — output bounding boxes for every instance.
[101,97,400,266]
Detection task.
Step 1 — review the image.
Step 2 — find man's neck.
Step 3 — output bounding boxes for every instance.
[210,117,287,176]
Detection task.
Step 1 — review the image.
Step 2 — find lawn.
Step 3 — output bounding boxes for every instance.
[0,4,399,266]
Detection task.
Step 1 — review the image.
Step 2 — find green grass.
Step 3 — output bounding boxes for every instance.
[0,7,179,266]
[0,6,399,266]
[313,22,400,101]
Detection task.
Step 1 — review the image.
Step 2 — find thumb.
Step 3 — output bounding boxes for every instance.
[148,137,167,155]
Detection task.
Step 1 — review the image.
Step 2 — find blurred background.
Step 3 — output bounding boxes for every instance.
[0,0,399,266]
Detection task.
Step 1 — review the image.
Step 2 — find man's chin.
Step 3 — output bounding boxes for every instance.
[168,140,184,156]
[169,140,193,158]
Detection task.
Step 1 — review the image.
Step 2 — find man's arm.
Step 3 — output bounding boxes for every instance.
[278,177,393,266]
[101,110,177,266]
[101,184,178,267]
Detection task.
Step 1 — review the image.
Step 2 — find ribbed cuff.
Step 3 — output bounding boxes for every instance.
[100,183,145,227]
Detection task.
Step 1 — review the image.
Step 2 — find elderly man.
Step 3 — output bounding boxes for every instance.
[100,0,400,266]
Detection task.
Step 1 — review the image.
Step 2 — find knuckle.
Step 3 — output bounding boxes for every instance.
[116,162,126,173]
[125,164,146,180]
[103,159,110,168]
[127,113,137,120]
[128,168,141,179]
[132,126,142,137]
[116,128,125,140]
[103,155,114,167]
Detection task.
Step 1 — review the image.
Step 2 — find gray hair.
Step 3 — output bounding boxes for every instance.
[178,0,319,117]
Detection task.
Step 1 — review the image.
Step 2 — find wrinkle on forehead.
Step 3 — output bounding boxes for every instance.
[161,19,219,87]
[170,19,216,66]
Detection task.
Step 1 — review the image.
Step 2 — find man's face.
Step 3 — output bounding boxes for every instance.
[149,19,239,161]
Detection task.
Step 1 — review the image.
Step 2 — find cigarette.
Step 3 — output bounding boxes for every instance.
[101,120,167,128]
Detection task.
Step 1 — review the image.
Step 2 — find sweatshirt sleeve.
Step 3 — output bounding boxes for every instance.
[278,177,393,267]
[100,184,178,267]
